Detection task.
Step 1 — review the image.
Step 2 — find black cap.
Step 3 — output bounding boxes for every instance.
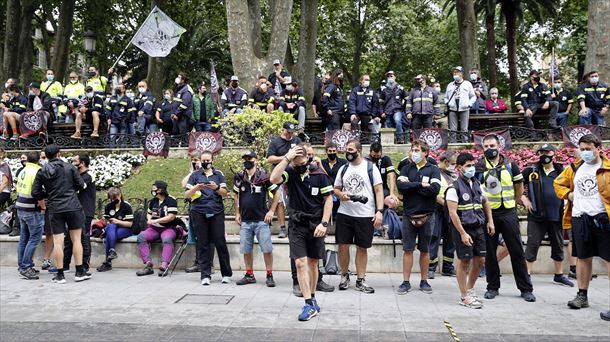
[536,143,556,153]
[282,122,296,132]
[85,86,93,92]
[242,151,258,159]
[529,69,540,77]
[29,82,40,89]
[153,180,168,191]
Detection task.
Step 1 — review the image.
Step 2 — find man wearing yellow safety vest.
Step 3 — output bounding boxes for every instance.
[85,66,113,95]
[41,69,64,121]
[16,151,46,280]
[62,72,86,123]
[475,134,536,302]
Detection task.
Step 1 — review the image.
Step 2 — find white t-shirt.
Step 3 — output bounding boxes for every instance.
[335,161,382,217]
[572,160,606,217]
[33,96,43,111]
[446,179,486,203]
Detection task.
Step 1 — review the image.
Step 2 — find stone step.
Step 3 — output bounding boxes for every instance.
[1,235,607,275]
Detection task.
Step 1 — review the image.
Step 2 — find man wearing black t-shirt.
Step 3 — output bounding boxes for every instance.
[267,122,301,238]
[270,144,333,321]
[64,154,96,272]
[321,142,348,219]
[366,142,397,200]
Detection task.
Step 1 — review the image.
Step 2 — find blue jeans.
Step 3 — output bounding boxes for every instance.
[104,223,133,257]
[16,210,44,272]
[222,108,243,118]
[195,122,212,132]
[556,111,568,127]
[240,221,273,254]
[578,108,605,126]
[109,123,126,148]
[384,111,405,136]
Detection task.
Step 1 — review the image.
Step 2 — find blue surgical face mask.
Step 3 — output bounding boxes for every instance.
[590,76,599,84]
[580,150,596,164]
[463,166,476,179]
[46,75,54,82]
[411,152,422,164]
[553,82,562,89]
[453,75,462,82]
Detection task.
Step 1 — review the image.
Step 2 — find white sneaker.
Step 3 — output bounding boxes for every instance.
[201,278,211,286]
[467,288,483,305]
[221,276,231,284]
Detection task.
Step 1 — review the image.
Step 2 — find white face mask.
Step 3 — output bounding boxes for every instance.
[175,77,181,85]
[4,82,8,89]
[86,92,94,98]
[362,80,370,88]
[434,87,441,93]
[260,84,268,92]
[453,75,462,82]
[164,94,171,101]
[447,164,456,172]
[138,87,146,94]
[470,73,477,81]
[286,84,293,92]
[590,76,599,84]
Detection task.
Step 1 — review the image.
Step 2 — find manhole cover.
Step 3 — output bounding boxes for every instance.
[175,294,234,305]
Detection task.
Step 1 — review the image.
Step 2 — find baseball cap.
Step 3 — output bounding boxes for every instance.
[453,66,464,72]
[282,122,296,132]
[536,143,556,153]
[230,75,239,81]
[385,71,395,76]
[242,151,258,159]
[153,180,168,192]
[29,82,40,89]
[283,76,292,85]
[529,69,540,77]
[273,59,281,65]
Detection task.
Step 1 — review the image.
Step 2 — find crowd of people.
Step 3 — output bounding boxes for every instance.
[4,121,609,322]
[1,63,608,145]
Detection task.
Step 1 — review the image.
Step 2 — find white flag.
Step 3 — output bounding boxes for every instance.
[131,6,186,58]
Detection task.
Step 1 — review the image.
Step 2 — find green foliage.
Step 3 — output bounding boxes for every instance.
[120,157,190,200]
[219,107,298,160]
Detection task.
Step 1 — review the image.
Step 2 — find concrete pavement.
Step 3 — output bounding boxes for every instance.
[0,267,608,341]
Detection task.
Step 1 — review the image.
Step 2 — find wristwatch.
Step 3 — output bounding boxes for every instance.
[321,221,329,228]
[376,209,384,214]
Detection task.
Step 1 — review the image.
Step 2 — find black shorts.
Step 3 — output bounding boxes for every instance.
[288,218,325,260]
[49,210,85,235]
[571,215,610,262]
[44,211,52,235]
[452,225,487,260]
[402,214,433,252]
[525,220,564,262]
[335,213,374,248]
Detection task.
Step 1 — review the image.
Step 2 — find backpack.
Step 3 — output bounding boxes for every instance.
[322,249,339,275]
[339,160,375,189]
[131,208,148,235]
[0,207,13,234]
[383,208,403,257]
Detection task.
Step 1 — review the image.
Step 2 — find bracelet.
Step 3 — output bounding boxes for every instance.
[284,156,291,163]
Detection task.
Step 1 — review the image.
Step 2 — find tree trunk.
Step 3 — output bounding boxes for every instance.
[485,10,497,88]
[505,10,518,111]
[247,0,263,58]
[17,0,37,86]
[51,0,76,82]
[226,0,293,90]
[35,14,52,69]
[284,39,295,74]
[296,0,318,117]
[455,0,480,73]
[584,0,610,79]
[3,0,21,81]
[351,0,367,88]
[147,0,164,99]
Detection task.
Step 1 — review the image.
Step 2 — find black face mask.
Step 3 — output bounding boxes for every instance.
[484,149,498,160]
[415,81,422,87]
[202,162,212,170]
[346,151,358,162]
[20,160,26,166]
[243,160,255,170]
[540,155,553,165]
[294,164,308,174]
[88,71,96,77]
[231,82,238,88]
[533,76,540,83]
[112,199,120,205]
[201,91,207,96]
[308,157,314,164]
[191,162,200,170]
[327,153,337,161]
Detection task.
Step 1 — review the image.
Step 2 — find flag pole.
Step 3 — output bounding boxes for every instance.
[110,6,159,70]
[550,47,555,86]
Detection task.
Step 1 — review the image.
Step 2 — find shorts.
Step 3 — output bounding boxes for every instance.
[277,185,287,207]
[571,215,610,261]
[84,110,101,123]
[240,221,273,254]
[452,225,487,260]
[288,218,325,260]
[402,213,433,252]
[335,213,374,248]
[525,220,564,262]
[44,211,52,235]
[49,210,85,235]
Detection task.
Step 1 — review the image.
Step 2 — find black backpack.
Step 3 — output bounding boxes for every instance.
[131,208,148,235]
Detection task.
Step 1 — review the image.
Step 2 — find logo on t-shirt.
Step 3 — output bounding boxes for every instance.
[344,173,365,195]
[576,175,598,197]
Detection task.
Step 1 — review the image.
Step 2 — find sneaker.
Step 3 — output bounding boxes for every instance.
[316,279,335,292]
[221,276,231,284]
[75,271,92,282]
[298,304,318,321]
[484,289,499,299]
[31,268,40,273]
[201,277,211,286]
[312,298,321,312]
[521,291,536,302]
[568,270,577,279]
[52,274,66,284]
[355,279,375,294]
[419,280,432,293]
[428,270,435,279]
[397,281,411,295]
[266,275,276,287]
[236,274,257,285]
[278,226,288,239]
[442,268,456,277]
[460,295,483,309]
[185,262,200,273]
[107,249,118,261]
[158,267,168,277]
[20,268,39,280]
[293,284,303,297]
[567,293,589,309]
[553,274,574,287]
[601,310,610,321]
[136,262,154,276]
[339,273,350,290]
[96,262,112,272]
[41,259,52,270]
[467,288,482,305]
[48,266,70,273]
